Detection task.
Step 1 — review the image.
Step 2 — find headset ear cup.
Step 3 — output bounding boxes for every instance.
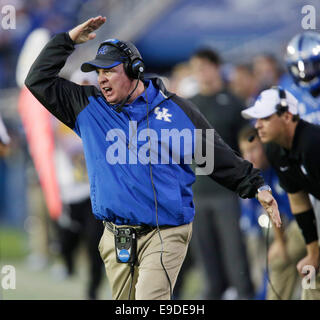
[122,60,131,78]
[130,58,145,79]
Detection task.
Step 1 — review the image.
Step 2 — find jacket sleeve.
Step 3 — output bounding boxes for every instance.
[24,32,96,130]
[172,95,265,199]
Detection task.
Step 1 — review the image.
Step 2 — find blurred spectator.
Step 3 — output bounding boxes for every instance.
[0,0,84,89]
[0,112,10,221]
[168,62,198,98]
[0,111,11,156]
[50,70,104,300]
[252,53,283,92]
[0,113,28,227]
[229,64,259,107]
[188,48,254,300]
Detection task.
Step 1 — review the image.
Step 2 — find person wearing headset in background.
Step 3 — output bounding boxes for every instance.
[262,31,320,300]
[241,87,320,300]
[25,16,281,300]
[237,125,303,300]
[281,31,320,234]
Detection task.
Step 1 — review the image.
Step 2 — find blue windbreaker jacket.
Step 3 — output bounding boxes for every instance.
[25,32,264,226]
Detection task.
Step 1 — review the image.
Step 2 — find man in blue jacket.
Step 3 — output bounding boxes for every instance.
[25,16,281,300]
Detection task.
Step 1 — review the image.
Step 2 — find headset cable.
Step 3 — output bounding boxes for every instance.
[145,86,173,300]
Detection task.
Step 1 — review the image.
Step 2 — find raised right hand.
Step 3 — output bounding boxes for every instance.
[69,16,107,44]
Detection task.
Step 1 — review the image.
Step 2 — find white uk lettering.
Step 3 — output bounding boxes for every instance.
[154,107,172,122]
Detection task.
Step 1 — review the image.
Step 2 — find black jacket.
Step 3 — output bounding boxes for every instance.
[266,119,320,199]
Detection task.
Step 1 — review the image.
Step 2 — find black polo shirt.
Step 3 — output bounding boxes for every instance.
[265,119,320,199]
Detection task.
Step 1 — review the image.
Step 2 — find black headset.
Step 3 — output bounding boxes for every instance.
[99,39,145,79]
[273,86,288,114]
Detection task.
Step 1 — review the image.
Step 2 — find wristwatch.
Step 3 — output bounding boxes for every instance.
[256,185,272,198]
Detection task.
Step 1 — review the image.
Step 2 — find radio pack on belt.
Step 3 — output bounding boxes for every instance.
[114,227,137,264]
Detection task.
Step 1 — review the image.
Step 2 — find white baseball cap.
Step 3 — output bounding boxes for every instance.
[241,88,299,120]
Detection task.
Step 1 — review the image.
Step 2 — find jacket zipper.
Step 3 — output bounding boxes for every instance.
[121,95,174,149]
[123,110,136,149]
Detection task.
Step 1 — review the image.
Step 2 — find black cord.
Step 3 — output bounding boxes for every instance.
[145,86,173,300]
[115,74,141,113]
[265,218,283,300]
[123,74,142,300]
[128,262,135,300]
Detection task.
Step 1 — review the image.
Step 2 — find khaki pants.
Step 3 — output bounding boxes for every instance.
[98,222,193,300]
[267,220,320,300]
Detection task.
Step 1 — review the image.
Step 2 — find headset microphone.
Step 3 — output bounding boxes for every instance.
[248,135,255,142]
[115,95,131,113]
[248,128,258,142]
[115,72,142,113]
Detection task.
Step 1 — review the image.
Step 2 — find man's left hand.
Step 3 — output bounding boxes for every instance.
[257,190,282,228]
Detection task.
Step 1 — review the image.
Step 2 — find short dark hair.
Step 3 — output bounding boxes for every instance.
[253,53,283,78]
[276,110,300,122]
[192,48,221,66]
[234,63,254,75]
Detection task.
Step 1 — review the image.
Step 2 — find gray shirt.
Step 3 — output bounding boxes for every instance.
[190,88,248,196]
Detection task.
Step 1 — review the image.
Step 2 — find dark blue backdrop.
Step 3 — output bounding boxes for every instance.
[134,0,320,69]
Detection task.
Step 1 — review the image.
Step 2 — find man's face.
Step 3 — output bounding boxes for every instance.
[254,113,285,144]
[239,138,268,170]
[190,57,220,87]
[253,56,278,88]
[97,64,133,105]
[230,67,255,100]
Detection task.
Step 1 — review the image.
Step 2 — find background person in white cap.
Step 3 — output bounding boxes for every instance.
[242,87,320,300]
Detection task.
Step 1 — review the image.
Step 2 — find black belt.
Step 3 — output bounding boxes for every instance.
[103,221,157,237]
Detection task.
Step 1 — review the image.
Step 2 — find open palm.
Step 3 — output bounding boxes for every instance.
[69,16,107,44]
